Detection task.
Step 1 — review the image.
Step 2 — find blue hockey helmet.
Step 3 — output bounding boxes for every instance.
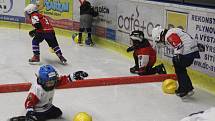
[37,65,58,91]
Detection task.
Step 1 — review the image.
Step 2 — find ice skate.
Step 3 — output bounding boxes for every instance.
[187,90,195,97]
[58,55,67,65]
[78,41,84,46]
[8,116,26,121]
[130,66,139,74]
[85,37,94,46]
[175,89,181,96]
[29,55,40,65]
[77,36,84,46]
[178,90,194,100]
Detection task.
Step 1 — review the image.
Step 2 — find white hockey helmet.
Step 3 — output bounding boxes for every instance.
[152,26,164,42]
[24,4,38,15]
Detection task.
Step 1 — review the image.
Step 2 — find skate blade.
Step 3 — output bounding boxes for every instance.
[179,92,195,102]
[8,116,26,121]
[77,43,84,46]
[187,91,194,97]
[29,62,41,65]
[60,61,67,65]
[180,97,190,102]
[85,43,95,47]
[180,96,195,102]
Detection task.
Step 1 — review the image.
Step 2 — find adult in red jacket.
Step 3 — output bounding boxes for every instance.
[127,30,166,76]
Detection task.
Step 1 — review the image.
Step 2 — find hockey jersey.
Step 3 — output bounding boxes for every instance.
[25,76,69,112]
[134,45,156,72]
[165,28,199,55]
[30,12,54,33]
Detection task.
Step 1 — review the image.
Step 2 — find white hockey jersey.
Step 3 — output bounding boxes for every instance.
[25,83,55,112]
[180,107,215,121]
[165,28,199,55]
[25,75,70,112]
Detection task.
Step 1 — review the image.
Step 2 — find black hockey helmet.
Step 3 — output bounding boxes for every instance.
[82,1,91,9]
[130,30,150,47]
[130,30,144,42]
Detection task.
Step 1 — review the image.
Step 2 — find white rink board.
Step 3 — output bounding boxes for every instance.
[116,0,164,45]
[188,11,215,76]
[0,0,25,17]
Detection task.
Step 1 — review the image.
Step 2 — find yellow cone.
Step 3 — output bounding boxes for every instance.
[73,112,92,121]
[72,33,79,44]
[162,79,177,94]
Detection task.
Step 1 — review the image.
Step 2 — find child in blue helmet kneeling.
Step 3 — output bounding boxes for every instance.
[25,65,88,121]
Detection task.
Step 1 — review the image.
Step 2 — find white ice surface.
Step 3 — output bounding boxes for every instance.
[0,28,215,121]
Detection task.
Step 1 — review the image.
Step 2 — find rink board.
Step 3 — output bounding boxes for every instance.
[0,74,176,93]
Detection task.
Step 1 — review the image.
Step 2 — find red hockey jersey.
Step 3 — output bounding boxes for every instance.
[30,12,54,33]
[134,45,156,72]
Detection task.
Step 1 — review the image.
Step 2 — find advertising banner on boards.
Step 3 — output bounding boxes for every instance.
[188,11,215,77]
[73,0,117,40]
[116,0,164,45]
[92,0,117,40]
[166,10,188,31]
[162,10,188,59]
[0,0,25,22]
[26,0,73,30]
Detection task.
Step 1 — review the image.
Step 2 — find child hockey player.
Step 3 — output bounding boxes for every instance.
[24,4,67,64]
[78,0,98,46]
[24,64,88,121]
[127,30,166,76]
[152,26,202,98]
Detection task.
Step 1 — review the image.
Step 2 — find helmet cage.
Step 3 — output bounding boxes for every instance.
[38,71,58,85]
[38,72,58,91]
[130,31,144,42]
[37,65,58,91]
[129,30,145,47]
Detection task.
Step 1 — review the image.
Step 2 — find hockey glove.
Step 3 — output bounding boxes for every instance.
[197,43,205,52]
[126,46,135,52]
[173,54,182,64]
[29,29,36,38]
[26,110,37,121]
[68,71,88,81]
[92,10,99,17]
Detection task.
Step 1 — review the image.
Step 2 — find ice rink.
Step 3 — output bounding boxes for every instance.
[0,28,215,121]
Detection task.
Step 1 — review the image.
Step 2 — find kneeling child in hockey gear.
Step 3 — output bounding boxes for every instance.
[152,26,202,98]
[127,30,166,76]
[23,64,88,121]
[24,4,67,65]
